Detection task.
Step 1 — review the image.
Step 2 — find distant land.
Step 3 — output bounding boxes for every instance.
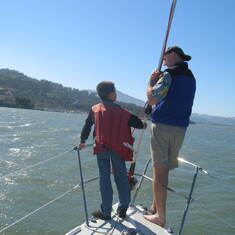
[87,89,145,107]
[0,68,142,115]
[0,68,234,127]
[191,113,235,126]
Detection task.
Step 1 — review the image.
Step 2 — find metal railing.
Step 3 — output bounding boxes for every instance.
[1,146,234,234]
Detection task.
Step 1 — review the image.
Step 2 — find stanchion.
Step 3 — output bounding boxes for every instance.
[74,146,89,227]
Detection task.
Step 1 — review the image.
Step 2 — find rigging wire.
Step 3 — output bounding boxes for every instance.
[178,157,234,186]
[176,157,235,230]
[0,148,74,179]
[192,201,235,230]
[1,153,234,232]
[0,175,99,234]
[0,185,79,233]
[136,167,235,229]
[0,144,94,180]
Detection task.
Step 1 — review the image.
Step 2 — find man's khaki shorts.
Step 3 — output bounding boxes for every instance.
[150,123,186,169]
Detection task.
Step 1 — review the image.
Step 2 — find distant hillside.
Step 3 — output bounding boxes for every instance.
[87,90,145,107]
[0,68,142,115]
[116,90,145,106]
[191,113,235,126]
[1,68,234,124]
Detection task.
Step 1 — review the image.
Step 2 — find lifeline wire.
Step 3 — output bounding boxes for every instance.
[193,201,235,230]
[0,175,99,234]
[0,146,95,233]
[177,157,235,230]
[0,185,79,233]
[0,148,73,179]
[178,157,225,180]
[2,158,234,232]
[0,144,94,180]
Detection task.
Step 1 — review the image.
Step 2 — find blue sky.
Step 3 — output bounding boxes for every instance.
[0,0,234,117]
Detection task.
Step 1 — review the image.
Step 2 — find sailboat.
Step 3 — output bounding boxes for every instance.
[65,147,203,235]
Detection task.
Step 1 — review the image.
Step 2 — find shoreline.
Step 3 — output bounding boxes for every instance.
[0,105,88,114]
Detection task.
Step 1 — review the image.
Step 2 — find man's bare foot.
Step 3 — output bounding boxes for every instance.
[148,205,156,214]
[143,214,165,227]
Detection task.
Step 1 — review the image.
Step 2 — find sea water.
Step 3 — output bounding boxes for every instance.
[0,107,234,235]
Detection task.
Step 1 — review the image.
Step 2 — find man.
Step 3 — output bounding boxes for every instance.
[144,46,196,227]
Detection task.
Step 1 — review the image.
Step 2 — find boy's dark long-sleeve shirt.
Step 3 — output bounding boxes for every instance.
[80,101,144,144]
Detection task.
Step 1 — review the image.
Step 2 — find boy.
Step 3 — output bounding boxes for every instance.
[79,81,146,220]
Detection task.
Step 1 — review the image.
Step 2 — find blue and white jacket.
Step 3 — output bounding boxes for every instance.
[151,62,196,127]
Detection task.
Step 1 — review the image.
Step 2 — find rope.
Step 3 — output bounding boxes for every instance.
[131,121,146,163]
[0,148,74,179]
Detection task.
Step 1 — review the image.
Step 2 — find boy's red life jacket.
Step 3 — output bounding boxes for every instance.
[92,103,135,161]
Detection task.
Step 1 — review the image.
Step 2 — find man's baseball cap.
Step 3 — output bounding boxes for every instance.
[165,46,191,61]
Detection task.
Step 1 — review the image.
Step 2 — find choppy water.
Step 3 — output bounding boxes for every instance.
[0,107,234,235]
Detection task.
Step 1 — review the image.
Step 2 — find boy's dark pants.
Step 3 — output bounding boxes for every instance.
[96,149,131,217]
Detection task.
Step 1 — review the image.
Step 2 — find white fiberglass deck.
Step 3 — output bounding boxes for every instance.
[66,204,172,235]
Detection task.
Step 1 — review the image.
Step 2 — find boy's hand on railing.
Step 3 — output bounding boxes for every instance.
[78,143,86,150]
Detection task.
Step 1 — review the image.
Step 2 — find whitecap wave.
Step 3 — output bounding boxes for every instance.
[9,148,21,154]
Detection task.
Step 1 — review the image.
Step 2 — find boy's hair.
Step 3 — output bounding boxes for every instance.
[96,81,115,100]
